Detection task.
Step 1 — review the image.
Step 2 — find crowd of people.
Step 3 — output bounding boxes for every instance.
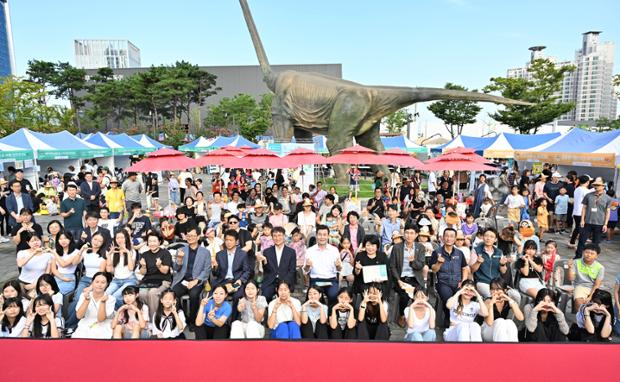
[0,162,618,343]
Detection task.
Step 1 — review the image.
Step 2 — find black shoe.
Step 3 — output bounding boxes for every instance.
[188,324,196,332]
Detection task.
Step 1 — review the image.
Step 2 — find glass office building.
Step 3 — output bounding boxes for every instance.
[0,0,15,77]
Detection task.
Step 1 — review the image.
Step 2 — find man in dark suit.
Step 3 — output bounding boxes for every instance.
[257,226,296,300]
[6,180,34,231]
[172,227,210,327]
[389,222,427,327]
[79,171,102,212]
[212,229,252,299]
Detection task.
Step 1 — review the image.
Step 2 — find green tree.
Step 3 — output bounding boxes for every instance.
[382,109,409,134]
[484,59,576,134]
[0,76,75,135]
[203,93,272,142]
[428,83,482,138]
[161,122,187,148]
[26,60,87,129]
[594,117,620,132]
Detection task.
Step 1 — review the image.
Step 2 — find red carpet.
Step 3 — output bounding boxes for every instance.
[1,339,617,381]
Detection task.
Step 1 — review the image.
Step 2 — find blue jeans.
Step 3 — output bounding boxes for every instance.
[169,190,179,205]
[405,329,437,342]
[65,276,92,329]
[271,321,301,339]
[106,275,137,309]
[55,273,76,295]
[310,278,339,305]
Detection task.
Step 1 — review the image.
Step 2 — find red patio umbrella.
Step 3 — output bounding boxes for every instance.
[327,145,381,165]
[429,148,492,164]
[197,147,241,167]
[124,148,202,172]
[423,157,497,171]
[374,148,426,169]
[282,148,329,167]
[221,148,288,169]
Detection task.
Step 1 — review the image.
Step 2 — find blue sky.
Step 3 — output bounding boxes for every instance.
[8,0,620,135]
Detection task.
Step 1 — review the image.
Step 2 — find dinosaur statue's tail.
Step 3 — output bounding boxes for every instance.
[409,87,532,106]
[239,0,276,91]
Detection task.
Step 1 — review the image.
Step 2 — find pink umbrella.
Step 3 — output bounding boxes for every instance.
[374,148,426,169]
[327,145,381,165]
[282,148,329,167]
[423,157,497,171]
[125,148,202,172]
[429,148,492,164]
[197,148,241,167]
[221,148,288,169]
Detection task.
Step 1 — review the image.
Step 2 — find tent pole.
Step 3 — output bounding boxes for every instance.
[33,150,40,191]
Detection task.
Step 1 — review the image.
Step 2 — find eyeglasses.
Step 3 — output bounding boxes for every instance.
[229,221,239,225]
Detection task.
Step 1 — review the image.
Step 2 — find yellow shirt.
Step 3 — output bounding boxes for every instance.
[106,188,125,213]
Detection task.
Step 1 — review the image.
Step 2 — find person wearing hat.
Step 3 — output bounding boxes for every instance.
[79,171,102,213]
[569,175,593,249]
[575,177,612,259]
[389,222,426,326]
[122,172,143,213]
[297,198,316,241]
[104,177,125,221]
[249,199,268,226]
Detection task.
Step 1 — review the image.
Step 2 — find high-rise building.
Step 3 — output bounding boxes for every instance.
[507,31,617,125]
[0,0,16,77]
[74,39,141,69]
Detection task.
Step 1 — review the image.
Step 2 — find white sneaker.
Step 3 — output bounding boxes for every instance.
[0,237,10,243]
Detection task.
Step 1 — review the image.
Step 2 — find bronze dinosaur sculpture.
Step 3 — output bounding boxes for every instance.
[239,0,530,182]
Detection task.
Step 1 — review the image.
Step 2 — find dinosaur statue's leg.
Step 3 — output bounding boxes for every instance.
[327,93,370,185]
[356,122,389,181]
[271,97,294,142]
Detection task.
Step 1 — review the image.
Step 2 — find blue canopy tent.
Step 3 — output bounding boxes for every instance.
[0,129,110,187]
[430,135,496,154]
[483,132,561,158]
[380,135,428,155]
[105,133,154,155]
[208,135,260,149]
[131,134,170,149]
[516,129,620,168]
[179,137,217,153]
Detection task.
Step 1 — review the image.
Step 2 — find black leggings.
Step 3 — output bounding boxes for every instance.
[357,321,390,341]
[195,324,229,339]
[0,212,8,236]
[570,215,581,244]
[329,325,357,340]
[301,321,329,339]
[524,321,567,342]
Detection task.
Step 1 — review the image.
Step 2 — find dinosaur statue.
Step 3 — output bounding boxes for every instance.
[239,0,531,182]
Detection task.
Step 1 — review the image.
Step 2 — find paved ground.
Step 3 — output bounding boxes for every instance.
[2,179,619,340]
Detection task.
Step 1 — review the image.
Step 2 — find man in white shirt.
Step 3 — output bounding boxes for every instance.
[427,171,438,197]
[303,225,342,304]
[569,175,593,249]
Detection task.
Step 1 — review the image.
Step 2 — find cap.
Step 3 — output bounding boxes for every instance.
[591,177,605,186]
[552,172,561,178]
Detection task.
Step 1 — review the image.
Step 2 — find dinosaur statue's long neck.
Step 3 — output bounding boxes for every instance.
[239,0,276,91]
